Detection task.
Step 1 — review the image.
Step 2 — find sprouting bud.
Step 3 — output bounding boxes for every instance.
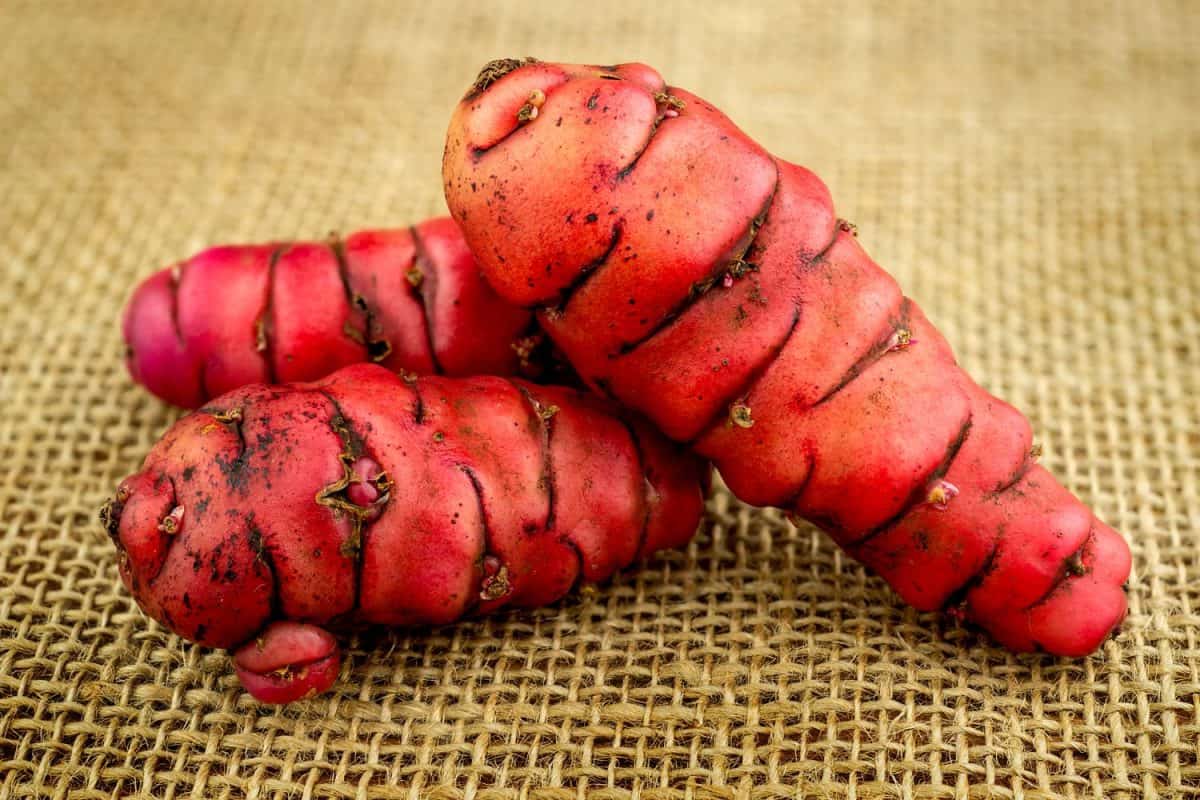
[517,103,539,122]
[728,260,756,279]
[158,505,185,535]
[925,480,959,511]
[653,91,686,110]
[527,88,546,107]
[511,333,542,367]
[887,328,916,352]
[1030,443,1044,460]
[406,266,424,288]
[480,559,511,600]
[729,401,755,428]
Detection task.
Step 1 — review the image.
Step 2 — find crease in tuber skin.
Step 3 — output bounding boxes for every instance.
[123,216,563,408]
[442,59,1132,657]
[101,364,708,703]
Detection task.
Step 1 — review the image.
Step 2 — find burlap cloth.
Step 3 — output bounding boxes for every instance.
[2,1,1197,797]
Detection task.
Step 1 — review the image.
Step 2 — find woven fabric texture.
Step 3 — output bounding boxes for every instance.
[2,1,1198,797]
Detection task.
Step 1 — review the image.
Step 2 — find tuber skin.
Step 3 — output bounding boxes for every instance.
[123,217,558,408]
[442,59,1132,657]
[101,364,708,703]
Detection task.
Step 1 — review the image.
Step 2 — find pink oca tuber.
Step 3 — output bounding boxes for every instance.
[102,364,707,703]
[442,59,1132,656]
[124,216,556,408]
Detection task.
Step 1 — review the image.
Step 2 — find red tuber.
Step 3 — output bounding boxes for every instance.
[123,217,554,408]
[442,59,1132,656]
[102,364,708,702]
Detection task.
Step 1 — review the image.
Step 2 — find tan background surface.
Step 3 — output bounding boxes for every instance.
[2,1,1198,797]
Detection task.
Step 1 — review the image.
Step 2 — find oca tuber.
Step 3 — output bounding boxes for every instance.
[124,216,554,407]
[102,364,707,703]
[442,59,1132,656]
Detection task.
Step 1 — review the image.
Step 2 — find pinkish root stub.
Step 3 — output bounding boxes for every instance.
[233,621,341,704]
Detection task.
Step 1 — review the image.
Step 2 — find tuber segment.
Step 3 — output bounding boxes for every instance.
[123,217,558,408]
[442,59,1132,656]
[103,364,707,702]
[232,622,341,704]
